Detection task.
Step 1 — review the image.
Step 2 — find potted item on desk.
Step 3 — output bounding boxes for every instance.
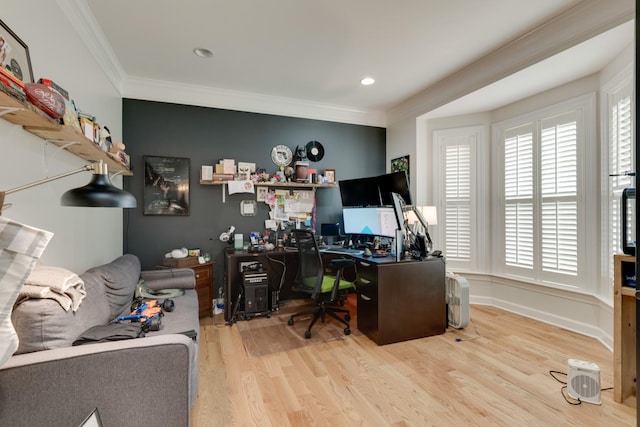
[294,145,309,182]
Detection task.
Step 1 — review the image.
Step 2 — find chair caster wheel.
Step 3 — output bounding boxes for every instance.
[304,330,312,339]
[288,318,294,326]
[266,313,271,318]
[345,313,351,321]
[344,327,351,335]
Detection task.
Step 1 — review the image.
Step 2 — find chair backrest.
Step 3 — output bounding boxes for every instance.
[292,229,324,299]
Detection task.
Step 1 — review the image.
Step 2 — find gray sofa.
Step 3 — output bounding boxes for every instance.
[0,254,199,427]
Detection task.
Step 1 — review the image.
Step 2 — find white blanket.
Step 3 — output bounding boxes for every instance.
[16,265,86,312]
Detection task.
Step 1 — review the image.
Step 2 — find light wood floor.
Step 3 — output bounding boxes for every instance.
[190,304,635,426]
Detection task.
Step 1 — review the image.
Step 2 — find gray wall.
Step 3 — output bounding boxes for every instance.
[122,99,386,287]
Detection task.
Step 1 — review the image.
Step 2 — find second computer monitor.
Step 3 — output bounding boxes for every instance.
[342,207,398,238]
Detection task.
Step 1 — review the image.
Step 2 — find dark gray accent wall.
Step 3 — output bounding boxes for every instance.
[122,99,386,287]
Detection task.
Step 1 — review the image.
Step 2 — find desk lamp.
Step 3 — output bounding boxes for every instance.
[0,160,136,215]
[419,206,437,250]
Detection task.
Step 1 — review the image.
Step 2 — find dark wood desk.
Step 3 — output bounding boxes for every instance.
[224,248,446,345]
[353,255,446,345]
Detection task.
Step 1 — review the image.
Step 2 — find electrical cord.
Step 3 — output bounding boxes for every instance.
[453,319,482,342]
[265,255,286,293]
[548,370,613,405]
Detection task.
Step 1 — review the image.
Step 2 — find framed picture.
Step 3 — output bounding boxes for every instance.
[143,156,190,215]
[391,155,410,181]
[0,19,34,85]
[256,186,269,202]
[324,169,336,184]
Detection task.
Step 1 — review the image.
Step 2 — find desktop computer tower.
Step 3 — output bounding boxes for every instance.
[242,271,269,317]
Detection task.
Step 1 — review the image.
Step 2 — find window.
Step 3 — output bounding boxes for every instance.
[434,126,480,271]
[495,95,593,288]
[445,143,471,260]
[504,125,534,269]
[606,80,633,284]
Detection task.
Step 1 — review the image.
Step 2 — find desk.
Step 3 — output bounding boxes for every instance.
[224,248,446,345]
[354,255,445,345]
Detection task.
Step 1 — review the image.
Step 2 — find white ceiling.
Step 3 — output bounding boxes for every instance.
[79,0,634,125]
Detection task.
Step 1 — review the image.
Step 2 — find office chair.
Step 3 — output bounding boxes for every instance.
[288,229,355,339]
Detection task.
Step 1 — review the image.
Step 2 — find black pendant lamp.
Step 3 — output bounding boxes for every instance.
[1,160,136,214]
[61,161,136,208]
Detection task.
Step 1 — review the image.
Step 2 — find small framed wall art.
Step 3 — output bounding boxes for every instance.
[324,169,336,184]
[143,156,190,215]
[391,155,410,181]
[0,19,34,85]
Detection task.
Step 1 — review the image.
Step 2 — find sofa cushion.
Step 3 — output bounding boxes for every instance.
[12,271,110,354]
[0,218,53,365]
[84,254,140,319]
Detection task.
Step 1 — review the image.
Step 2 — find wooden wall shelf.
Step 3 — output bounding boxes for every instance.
[200,180,336,188]
[0,88,132,175]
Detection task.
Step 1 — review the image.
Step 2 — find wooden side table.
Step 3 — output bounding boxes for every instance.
[613,254,636,404]
[192,262,215,318]
[159,260,215,318]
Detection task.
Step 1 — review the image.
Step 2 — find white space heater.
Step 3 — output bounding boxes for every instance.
[445,272,469,329]
[567,359,601,404]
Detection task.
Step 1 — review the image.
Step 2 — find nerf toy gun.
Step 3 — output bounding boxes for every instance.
[114,299,175,332]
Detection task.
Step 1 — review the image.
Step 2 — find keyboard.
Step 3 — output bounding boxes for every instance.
[320,247,364,255]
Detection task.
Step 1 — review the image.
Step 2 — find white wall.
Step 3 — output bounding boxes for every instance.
[385,8,634,350]
[1,1,124,272]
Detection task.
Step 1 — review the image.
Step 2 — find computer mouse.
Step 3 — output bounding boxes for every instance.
[363,248,372,257]
[431,250,442,257]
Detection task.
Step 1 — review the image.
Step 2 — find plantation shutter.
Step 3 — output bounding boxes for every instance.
[540,113,578,276]
[444,143,471,260]
[504,125,534,269]
[610,93,633,257]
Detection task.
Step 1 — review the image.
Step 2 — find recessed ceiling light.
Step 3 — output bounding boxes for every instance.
[360,77,375,86]
[193,48,214,58]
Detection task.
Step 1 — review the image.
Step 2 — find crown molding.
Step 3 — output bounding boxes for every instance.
[57,0,126,93]
[122,76,387,127]
[57,0,386,128]
[387,0,635,124]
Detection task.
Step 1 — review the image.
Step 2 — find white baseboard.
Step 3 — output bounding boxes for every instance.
[459,273,613,352]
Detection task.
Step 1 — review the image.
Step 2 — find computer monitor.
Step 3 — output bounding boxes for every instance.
[379,171,412,206]
[338,171,412,207]
[320,223,341,237]
[338,176,381,207]
[342,207,399,238]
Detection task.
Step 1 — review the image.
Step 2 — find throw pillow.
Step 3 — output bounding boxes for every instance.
[0,217,53,366]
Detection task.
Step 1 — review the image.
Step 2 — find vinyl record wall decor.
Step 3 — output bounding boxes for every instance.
[305,140,325,162]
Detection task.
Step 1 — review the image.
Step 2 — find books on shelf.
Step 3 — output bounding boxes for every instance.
[201,165,213,181]
[209,173,234,181]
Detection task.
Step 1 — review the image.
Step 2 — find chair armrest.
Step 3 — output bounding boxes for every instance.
[0,335,193,426]
[141,268,196,290]
[329,258,355,269]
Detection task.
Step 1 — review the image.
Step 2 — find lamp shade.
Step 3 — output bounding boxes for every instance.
[61,171,136,208]
[421,206,438,225]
